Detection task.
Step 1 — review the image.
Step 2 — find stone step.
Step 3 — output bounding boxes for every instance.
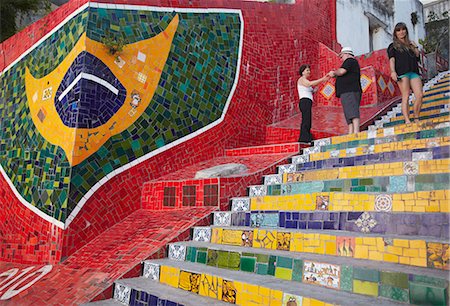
[278,145,449,175]
[301,135,449,163]
[320,115,449,148]
[254,159,448,194]
[147,258,405,305]
[212,210,448,239]
[232,190,449,213]
[165,240,449,304]
[191,226,449,271]
[88,277,229,306]
[298,123,449,161]
[383,112,449,128]
[82,299,123,305]
[388,108,449,125]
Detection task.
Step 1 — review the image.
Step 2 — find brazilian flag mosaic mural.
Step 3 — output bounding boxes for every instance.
[0,4,242,227]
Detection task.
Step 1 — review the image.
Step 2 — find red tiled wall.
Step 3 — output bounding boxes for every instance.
[1,0,336,263]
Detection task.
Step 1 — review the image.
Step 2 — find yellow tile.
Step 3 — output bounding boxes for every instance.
[399,256,410,265]
[387,246,404,256]
[354,245,369,259]
[310,299,326,306]
[363,237,377,246]
[410,240,426,249]
[403,248,419,257]
[368,251,383,261]
[410,257,427,267]
[353,280,379,297]
[325,241,337,255]
[393,239,409,248]
[383,253,399,263]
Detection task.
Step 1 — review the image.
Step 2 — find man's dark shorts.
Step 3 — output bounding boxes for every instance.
[341,91,361,124]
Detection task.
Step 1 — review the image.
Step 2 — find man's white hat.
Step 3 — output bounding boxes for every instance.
[340,47,354,56]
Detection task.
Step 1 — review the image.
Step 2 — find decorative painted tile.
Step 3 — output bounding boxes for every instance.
[282,293,303,306]
[330,150,340,158]
[403,161,419,175]
[387,80,395,95]
[355,212,377,233]
[278,164,296,174]
[378,76,387,92]
[249,185,266,197]
[169,244,186,261]
[214,212,232,226]
[193,227,211,242]
[286,173,305,183]
[383,127,395,137]
[178,270,201,294]
[222,279,237,304]
[137,72,147,83]
[314,137,331,147]
[340,265,353,292]
[427,141,439,148]
[231,197,250,212]
[367,129,377,139]
[42,87,53,100]
[143,262,160,280]
[388,176,407,193]
[292,154,309,164]
[320,83,335,99]
[113,283,131,304]
[427,242,449,270]
[360,74,372,92]
[303,146,320,155]
[251,213,278,228]
[303,261,340,289]
[316,195,329,210]
[137,51,146,62]
[241,231,254,247]
[264,174,283,185]
[374,194,392,212]
[277,232,291,251]
[346,147,357,156]
[337,237,355,257]
[412,151,433,161]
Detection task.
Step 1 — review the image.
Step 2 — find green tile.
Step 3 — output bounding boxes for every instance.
[228,252,241,270]
[353,267,379,282]
[196,250,207,264]
[380,271,408,289]
[380,284,409,302]
[256,263,268,275]
[207,249,218,266]
[256,254,269,263]
[186,247,196,262]
[275,267,292,280]
[217,250,230,269]
[268,255,276,276]
[276,256,293,269]
[240,257,256,273]
[412,275,448,287]
[409,282,448,305]
[291,259,303,282]
[340,265,353,292]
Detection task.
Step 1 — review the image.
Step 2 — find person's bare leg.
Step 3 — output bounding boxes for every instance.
[348,123,354,134]
[398,78,412,124]
[352,118,360,133]
[410,78,424,121]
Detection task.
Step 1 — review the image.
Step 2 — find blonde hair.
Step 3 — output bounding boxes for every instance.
[393,22,414,52]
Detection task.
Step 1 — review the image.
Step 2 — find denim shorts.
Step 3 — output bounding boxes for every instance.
[398,72,421,80]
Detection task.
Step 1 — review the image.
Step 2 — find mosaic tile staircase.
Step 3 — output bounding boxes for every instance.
[87,74,450,305]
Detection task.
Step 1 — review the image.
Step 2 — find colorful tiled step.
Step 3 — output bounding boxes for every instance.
[91,278,230,306]
[193,226,450,270]
[326,115,449,147]
[213,211,449,239]
[145,258,404,306]
[279,146,449,175]
[168,241,449,304]
[232,190,449,213]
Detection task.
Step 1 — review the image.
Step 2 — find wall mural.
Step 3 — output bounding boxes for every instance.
[0,265,53,300]
[0,4,242,227]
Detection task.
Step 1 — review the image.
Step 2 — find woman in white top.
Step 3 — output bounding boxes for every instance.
[297,64,330,144]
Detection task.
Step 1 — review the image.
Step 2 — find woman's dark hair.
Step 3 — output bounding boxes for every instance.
[299,64,310,76]
[393,22,412,51]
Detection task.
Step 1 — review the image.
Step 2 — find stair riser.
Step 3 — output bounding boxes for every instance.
[213,211,449,239]
[163,245,449,304]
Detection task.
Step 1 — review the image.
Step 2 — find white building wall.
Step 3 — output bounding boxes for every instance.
[336,0,425,55]
[394,0,425,44]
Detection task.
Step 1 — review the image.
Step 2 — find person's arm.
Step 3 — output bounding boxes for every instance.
[300,74,330,87]
[389,57,397,81]
[332,67,347,77]
[410,41,420,57]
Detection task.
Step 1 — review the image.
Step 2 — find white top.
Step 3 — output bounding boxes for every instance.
[297,80,314,100]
